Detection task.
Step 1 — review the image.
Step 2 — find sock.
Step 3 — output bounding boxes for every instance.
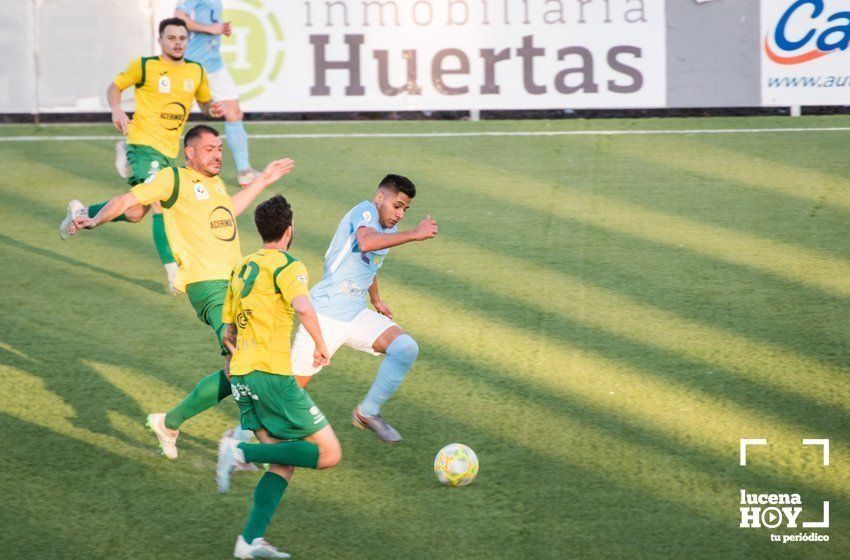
[87,200,128,222]
[242,472,287,543]
[359,335,419,417]
[238,440,319,469]
[224,121,251,171]
[164,369,229,430]
[152,213,175,265]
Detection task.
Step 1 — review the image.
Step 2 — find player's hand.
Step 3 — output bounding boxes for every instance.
[258,158,295,185]
[372,299,393,320]
[222,22,232,36]
[222,323,237,355]
[413,214,438,240]
[313,344,331,368]
[209,22,229,36]
[73,216,97,231]
[208,101,226,119]
[111,110,130,135]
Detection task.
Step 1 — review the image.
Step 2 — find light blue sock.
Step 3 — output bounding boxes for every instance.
[224,120,251,171]
[359,335,419,417]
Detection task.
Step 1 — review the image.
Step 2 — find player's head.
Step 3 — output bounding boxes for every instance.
[184,125,222,177]
[158,18,188,61]
[374,174,416,228]
[255,195,295,249]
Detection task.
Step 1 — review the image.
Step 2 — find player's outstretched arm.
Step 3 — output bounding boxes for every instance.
[230,159,295,216]
[74,192,143,230]
[356,214,438,252]
[174,10,231,36]
[292,295,331,369]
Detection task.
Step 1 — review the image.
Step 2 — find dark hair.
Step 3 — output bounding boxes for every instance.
[184,124,219,147]
[255,195,293,243]
[378,174,416,199]
[159,17,188,36]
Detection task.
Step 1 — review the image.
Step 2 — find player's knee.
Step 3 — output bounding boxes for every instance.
[124,206,145,222]
[389,334,419,366]
[268,463,294,481]
[317,437,342,469]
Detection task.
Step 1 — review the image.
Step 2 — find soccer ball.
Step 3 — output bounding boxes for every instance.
[434,443,479,487]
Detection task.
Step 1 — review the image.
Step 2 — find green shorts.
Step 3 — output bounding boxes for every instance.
[231,372,329,441]
[186,279,229,352]
[127,144,176,186]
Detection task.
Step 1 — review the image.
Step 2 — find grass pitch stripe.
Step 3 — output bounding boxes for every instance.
[4,126,850,142]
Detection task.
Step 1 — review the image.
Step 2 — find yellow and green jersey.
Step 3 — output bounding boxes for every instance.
[223,250,311,376]
[114,56,211,158]
[131,166,241,291]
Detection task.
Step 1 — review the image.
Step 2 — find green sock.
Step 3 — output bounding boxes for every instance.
[164,369,229,430]
[243,472,288,543]
[239,440,319,469]
[87,201,128,222]
[152,213,175,264]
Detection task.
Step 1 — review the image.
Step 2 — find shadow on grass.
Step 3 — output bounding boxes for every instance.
[292,225,850,452]
[1,233,163,294]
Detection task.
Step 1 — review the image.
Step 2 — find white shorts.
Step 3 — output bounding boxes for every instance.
[208,67,239,101]
[291,309,397,376]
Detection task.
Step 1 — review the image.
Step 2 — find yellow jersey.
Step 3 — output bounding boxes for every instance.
[114,56,212,158]
[223,249,311,376]
[131,166,242,291]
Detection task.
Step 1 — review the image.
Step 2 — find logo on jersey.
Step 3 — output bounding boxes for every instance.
[297,274,308,284]
[362,210,373,223]
[209,206,237,241]
[221,1,285,101]
[183,78,194,91]
[158,74,171,93]
[194,183,210,200]
[159,102,188,131]
[214,183,227,195]
[144,173,156,184]
[236,308,253,328]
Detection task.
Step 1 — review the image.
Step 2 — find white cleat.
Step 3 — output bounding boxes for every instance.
[234,535,291,559]
[59,199,86,240]
[115,140,131,179]
[237,168,260,187]
[146,412,179,460]
[217,435,248,493]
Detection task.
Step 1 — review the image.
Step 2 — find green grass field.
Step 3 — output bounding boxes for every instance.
[1,116,849,559]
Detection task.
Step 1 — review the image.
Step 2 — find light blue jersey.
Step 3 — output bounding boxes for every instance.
[311,201,397,322]
[176,0,224,73]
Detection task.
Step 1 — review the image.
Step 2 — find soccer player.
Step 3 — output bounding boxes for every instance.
[59,17,225,292]
[289,174,437,443]
[174,0,259,186]
[217,194,341,559]
[70,124,295,460]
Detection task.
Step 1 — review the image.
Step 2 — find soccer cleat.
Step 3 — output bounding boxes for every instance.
[115,140,131,179]
[352,408,402,444]
[237,168,260,187]
[234,535,290,559]
[146,412,179,460]
[59,199,86,240]
[216,435,248,493]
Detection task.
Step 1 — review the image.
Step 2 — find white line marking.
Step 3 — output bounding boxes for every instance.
[3,127,850,142]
